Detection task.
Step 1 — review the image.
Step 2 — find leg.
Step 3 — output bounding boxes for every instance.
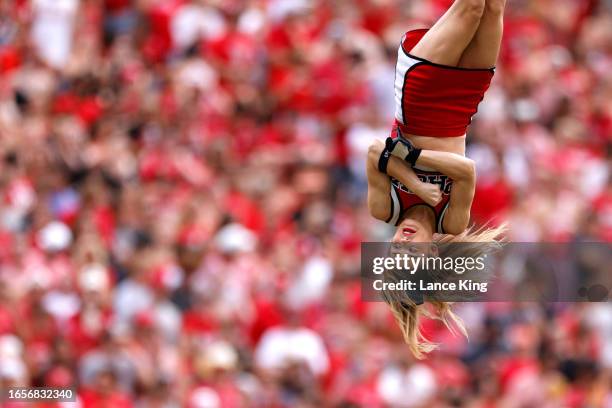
[410,0,485,66]
[457,0,506,68]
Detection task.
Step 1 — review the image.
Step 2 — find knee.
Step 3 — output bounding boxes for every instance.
[484,0,506,16]
[458,0,486,21]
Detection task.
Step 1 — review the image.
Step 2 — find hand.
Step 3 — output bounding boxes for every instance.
[416,182,443,207]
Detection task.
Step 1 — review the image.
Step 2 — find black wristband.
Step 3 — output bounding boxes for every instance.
[406,148,422,167]
[378,137,398,173]
[378,147,392,173]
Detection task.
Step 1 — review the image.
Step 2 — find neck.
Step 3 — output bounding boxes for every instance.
[405,206,436,234]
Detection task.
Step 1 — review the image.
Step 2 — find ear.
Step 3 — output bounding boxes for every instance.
[429,243,439,257]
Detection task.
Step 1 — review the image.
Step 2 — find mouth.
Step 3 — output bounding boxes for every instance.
[402,227,417,237]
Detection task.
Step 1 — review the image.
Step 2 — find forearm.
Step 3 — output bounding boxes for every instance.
[368,139,442,208]
[415,150,475,181]
[367,140,420,189]
[387,157,424,192]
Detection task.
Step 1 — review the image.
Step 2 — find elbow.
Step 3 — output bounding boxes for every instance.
[368,200,389,221]
[369,207,385,221]
[367,192,390,221]
[461,158,476,182]
[444,221,469,236]
[444,213,471,235]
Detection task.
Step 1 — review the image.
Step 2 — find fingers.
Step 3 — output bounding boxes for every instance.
[426,191,443,207]
[432,191,443,206]
[419,184,443,207]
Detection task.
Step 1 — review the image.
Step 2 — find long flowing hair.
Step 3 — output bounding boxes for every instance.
[382,223,507,359]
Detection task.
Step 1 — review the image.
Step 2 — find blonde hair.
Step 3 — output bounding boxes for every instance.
[383,223,507,359]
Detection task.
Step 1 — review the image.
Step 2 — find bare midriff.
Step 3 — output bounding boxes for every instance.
[403,133,466,156]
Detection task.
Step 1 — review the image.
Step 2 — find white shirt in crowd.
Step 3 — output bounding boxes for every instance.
[31,0,78,68]
[255,326,330,376]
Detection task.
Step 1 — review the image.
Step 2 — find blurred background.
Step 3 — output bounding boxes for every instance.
[0,0,611,406]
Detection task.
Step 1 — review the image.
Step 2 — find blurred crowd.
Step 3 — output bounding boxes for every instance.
[0,0,611,407]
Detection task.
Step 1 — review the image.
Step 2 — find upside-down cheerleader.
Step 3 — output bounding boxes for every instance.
[366,0,508,358]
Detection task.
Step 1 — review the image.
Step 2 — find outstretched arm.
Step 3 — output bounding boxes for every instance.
[367,140,442,221]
